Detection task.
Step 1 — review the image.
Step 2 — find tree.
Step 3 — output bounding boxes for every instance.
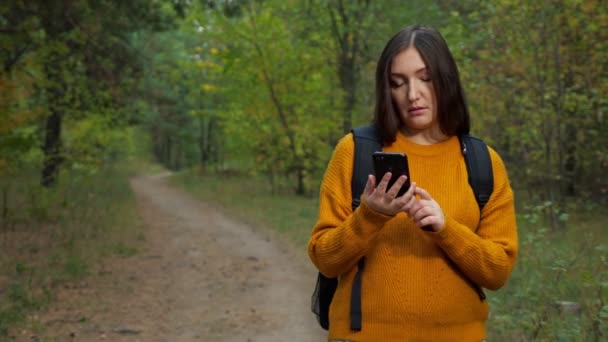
[1,0,176,186]
[190,0,340,194]
[445,0,608,226]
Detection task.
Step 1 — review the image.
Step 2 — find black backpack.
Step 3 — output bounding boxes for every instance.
[311,124,494,331]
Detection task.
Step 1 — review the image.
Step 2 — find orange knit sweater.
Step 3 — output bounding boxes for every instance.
[308,132,518,341]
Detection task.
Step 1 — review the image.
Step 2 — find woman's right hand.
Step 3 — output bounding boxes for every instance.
[361,172,417,216]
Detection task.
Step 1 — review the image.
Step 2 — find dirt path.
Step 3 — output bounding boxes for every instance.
[14,174,326,341]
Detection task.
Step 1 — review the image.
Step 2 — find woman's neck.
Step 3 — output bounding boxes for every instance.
[400,126,448,145]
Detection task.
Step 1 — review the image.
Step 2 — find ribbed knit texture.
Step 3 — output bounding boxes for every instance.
[308,132,518,341]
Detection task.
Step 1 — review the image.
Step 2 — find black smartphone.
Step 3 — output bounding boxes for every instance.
[372,152,411,197]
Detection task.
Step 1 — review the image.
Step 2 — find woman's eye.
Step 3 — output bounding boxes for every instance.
[390,81,405,88]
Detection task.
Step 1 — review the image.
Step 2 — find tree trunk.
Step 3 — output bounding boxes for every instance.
[41,111,63,187]
[199,115,218,169]
[1,185,8,230]
[338,55,356,133]
[552,30,566,229]
[296,167,305,196]
[563,124,577,196]
[39,6,75,188]
[327,0,367,134]
[152,127,162,162]
[199,116,208,169]
[165,136,172,170]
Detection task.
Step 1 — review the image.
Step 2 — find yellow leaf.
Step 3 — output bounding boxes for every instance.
[201,84,219,92]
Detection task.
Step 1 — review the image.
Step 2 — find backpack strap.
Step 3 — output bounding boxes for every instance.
[458,134,493,210]
[349,125,382,331]
[310,125,381,332]
[459,134,493,301]
[351,125,382,210]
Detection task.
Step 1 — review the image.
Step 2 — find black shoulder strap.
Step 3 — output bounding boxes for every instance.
[459,134,493,301]
[459,134,493,210]
[348,125,381,331]
[351,125,382,210]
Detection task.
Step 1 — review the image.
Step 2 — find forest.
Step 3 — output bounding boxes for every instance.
[1,0,607,340]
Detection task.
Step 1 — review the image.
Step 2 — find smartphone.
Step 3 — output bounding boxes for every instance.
[372,152,411,197]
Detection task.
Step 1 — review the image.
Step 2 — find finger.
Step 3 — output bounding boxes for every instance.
[363,174,376,196]
[405,197,420,216]
[396,181,415,207]
[413,206,433,222]
[387,175,407,198]
[403,181,416,200]
[418,216,437,231]
[415,187,433,200]
[401,186,417,212]
[376,172,392,193]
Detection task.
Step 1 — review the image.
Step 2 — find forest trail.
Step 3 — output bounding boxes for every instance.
[13,174,326,341]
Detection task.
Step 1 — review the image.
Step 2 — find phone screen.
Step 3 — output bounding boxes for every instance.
[372,152,411,197]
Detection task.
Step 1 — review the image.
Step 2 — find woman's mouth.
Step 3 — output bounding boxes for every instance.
[408,107,426,115]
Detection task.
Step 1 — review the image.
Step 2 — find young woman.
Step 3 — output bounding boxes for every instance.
[308,25,518,341]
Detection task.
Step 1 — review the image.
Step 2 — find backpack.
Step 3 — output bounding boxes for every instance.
[310,124,494,331]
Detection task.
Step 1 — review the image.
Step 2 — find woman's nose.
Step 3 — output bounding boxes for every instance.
[408,81,420,101]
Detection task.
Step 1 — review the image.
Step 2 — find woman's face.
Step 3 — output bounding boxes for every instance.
[389,47,438,135]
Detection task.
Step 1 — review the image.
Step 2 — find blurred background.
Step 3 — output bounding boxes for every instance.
[1,0,607,340]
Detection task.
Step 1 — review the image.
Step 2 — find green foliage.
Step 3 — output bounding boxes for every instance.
[63,115,137,170]
[108,0,608,205]
[446,0,608,220]
[487,210,608,340]
[2,0,605,200]
[0,259,51,337]
[0,163,144,337]
[1,0,180,186]
[184,0,344,193]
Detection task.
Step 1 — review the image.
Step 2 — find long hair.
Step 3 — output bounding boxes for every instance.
[373,25,470,144]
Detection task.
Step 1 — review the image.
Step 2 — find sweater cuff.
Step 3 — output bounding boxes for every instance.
[427,215,469,248]
[352,198,394,236]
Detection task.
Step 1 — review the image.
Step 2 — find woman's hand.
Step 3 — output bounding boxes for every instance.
[361,172,417,216]
[407,187,445,232]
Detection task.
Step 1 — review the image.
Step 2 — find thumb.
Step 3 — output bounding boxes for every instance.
[415,187,432,200]
[363,174,376,196]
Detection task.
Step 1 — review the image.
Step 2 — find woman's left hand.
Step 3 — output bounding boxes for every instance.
[406,187,445,232]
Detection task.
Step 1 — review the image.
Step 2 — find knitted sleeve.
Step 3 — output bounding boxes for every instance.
[428,147,519,290]
[307,134,393,278]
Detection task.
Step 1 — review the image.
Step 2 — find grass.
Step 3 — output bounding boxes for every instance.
[172,167,608,341]
[486,206,608,341]
[170,168,319,248]
[0,162,145,337]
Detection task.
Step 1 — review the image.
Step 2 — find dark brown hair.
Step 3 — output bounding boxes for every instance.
[373,25,470,144]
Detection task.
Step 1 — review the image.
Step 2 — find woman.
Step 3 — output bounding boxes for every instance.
[307,25,518,341]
